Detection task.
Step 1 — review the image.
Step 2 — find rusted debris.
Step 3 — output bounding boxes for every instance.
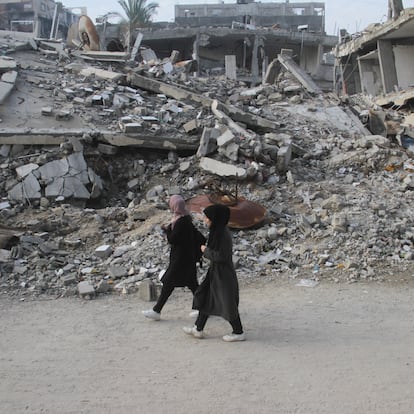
[186,193,266,229]
[78,15,100,51]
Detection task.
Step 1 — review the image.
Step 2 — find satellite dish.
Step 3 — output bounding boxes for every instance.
[78,15,100,51]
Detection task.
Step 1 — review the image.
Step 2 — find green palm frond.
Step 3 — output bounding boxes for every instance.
[118,0,159,26]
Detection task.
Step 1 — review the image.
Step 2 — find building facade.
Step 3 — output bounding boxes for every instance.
[0,0,81,38]
[175,1,325,33]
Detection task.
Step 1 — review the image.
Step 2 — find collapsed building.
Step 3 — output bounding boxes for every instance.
[333,7,414,97]
[1,1,414,299]
[96,1,336,90]
[0,0,81,38]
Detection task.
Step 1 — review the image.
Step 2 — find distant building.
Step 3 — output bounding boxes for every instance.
[0,0,82,38]
[175,1,325,33]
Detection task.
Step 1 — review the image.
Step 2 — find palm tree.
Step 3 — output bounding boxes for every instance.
[118,0,159,49]
[118,0,159,26]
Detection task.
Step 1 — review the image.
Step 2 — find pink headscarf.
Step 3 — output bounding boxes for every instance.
[169,195,189,228]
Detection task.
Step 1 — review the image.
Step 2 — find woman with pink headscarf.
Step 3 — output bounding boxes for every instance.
[142,195,205,321]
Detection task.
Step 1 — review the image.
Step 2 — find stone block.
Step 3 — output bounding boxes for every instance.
[108,266,127,279]
[183,119,198,134]
[277,144,292,173]
[94,244,113,259]
[199,157,246,179]
[61,274,77,286]
[217,129,235,147]
[77,280,95,297]
[41,107,54,116]
[139,279,157,302]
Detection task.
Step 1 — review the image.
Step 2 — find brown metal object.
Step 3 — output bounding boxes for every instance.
[78,15,100,51]
[186,193,266,229]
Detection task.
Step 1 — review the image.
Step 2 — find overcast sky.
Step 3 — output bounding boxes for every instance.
[62,0,414,35]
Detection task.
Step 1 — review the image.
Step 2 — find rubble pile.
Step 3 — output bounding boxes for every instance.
[1,39,414,300]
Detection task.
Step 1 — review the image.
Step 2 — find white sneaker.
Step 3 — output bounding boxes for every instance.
[189,310,199,318]
[183,325,204,339]
[142,309,161,321]
[223,333,245,342]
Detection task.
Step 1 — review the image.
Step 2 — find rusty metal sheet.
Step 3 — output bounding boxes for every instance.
[186,193,266,229]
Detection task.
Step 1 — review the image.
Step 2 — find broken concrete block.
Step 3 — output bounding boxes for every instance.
[80,67,124,81]
[8,173,41,201]
[141,116,158,122]
[96,279,111,293]
[108,266,128,279]
[139,279,157,301]
[217,129,235,147]
[73,97,85,105]
[196,128,214,157]
[225,55,237,80]
[122,123,142,133]
[127,178,140,190]
[16,163,39,179]
[141,48,158,63]
[61,274,77,286]
[1,71,17,84]
[0,57,17,72]
[0,81,14,104]
[61,177,91,199]
[41,107,54,116]
[94,244,113,259]
[200,157,246,179]
[77,281,95,297]
[183,119,198,134]
[55,110,72,121]
[277,144,292,173]
[91,95,103,105]
[39,159,69,181]
[219,142,239,162]
[331,214,348,233]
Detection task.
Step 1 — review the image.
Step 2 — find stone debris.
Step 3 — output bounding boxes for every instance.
[0,32,413,300]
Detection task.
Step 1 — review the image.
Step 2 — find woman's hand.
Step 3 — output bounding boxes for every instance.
[201,245,206,253]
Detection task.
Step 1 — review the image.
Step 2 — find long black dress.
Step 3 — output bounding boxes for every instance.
[193,226,240,321]
[161,215,198,289]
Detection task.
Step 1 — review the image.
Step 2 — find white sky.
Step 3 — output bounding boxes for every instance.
[62,0,414,35]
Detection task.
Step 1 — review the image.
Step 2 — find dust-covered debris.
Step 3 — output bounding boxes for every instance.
[0,35,414,300]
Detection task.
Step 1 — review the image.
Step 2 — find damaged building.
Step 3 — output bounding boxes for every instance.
[96,1,336,89]
[0,0,83,39]
[333,7,414,97]
[174,0,325,32]
[1,0,414,301]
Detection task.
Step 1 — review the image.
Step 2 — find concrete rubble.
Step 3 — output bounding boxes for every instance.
[0,30,414,300]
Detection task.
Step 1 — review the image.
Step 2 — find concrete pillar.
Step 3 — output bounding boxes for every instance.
[225,55,237,80]
[251,35,259,80]
[378,40,398,94]
[192,34,199,76]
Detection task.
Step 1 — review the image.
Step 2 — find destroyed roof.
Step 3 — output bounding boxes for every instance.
[334,7,414,58]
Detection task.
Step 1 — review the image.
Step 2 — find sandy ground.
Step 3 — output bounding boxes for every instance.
[1,278,414,414]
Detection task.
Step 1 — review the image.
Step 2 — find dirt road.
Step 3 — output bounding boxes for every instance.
[1,279,414,414]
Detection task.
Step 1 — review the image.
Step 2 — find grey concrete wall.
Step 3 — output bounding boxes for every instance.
[175,2,325,32]
[358,58,382,96]
[393,44,414,89]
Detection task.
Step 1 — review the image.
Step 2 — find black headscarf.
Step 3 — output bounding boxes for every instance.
[203,204,230,250]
